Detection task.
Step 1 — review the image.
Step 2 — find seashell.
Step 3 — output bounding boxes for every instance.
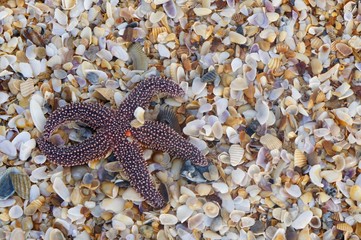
[310,58,322,75]
[195,184,212,196]
[241,217,255,228]
[62,0,77,10]
[159,214,178,225]
[276,43,289,53]
[49,228,66,240]
[203,202,219,218]
[134,107,145,125]
[101,182,119,199]
[291,210,313,230]
[309,164,323,187]
[149,27,167,43]
[128,43,149,71]
[188,213,205,230]
[9,205,23,219]
[272,228,286,240]
[318,44,331,64]
[163,0,177,18]
[100,197,125,213]
[53,177,70,202]
[157,107,181,134]
[54,9,68,26]
[201,70,219,83]
[336,42,352,57]
[268,57,282,70]
[24,196,45,215]
[229,145,244,166]
[10,172,31,200]
[229,31,247,45]
[30,96,46,132]
[193,8,212,16]
[309,216,321,228]
[0,168,22,200]
[260,134,282,150]
[294,149,307,168]
[255,99,269,125]
[350,185,361,201]
[20,79,35,97]
[231,168,246,185]
[320,170,342,183]
[310,37,323,49]
[176,205,193,223]
[0,140,17,159]
[336,223,353,232]
[284,183,301,198]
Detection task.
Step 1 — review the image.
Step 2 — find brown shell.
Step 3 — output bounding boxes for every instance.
[276,43,289,53]
[310,37,323,50]
[149,27,168,43]
[128,43,149,71]
[294,149,307,168]
[336,223,353,232]
[24,196,45,215]
[268,57,282,70]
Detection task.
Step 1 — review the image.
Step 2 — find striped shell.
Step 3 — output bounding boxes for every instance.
[260,134,282,150]
[176,45,189,57]
[310,37,323,50]
[336,223,353,232]
[229,145,245,166]
[267,57,282,70]
[128,43,149,71]
[10,172,31,200]
[294,149,307,168]
[20,79,35,97]
[24,196,45,215]
[201,70,219,83]
[276,43,289,53]
[149,27,168,43]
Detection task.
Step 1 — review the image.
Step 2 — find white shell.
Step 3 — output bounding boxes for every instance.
[212,182,228,194]
[229,145,245,166]
[203,202,219,218]
[285,184,302,198]
[255,99,269,125]
[100,198,125,213]
[0,140,17,159]
[231,168,246,185]
[320,170,342,183]
[291,211,313,229]
[122,188,144,202]
[30,96,46,132]
[176,205,193,223]
[159,214,178,225]
[309,164,323,187]
[9,205,23,219]
[53,177,70,202]
[19,139,36,161]
[111,46,129,61]
[133,107,145,125]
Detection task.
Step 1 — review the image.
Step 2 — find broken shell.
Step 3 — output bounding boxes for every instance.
[159,214,178,225]
[268,57,282,70]
[291,211,313,230]
[62,0,77,10]
[203,202,219,218]
[350,185,361,201]
[10,172,31,200]
[320,170,342,183]
[128,43,149,71]
[335,42,352,57]
[276,43,289,53]
[176,205,193,223]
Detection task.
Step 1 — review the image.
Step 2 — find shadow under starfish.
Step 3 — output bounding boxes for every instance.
[37,76,208,209]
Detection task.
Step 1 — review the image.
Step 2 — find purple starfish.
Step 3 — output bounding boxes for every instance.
[37,76,208,209]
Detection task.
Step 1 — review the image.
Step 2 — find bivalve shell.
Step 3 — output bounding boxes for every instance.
[335,42,352,57]
[267,57,282,70]
[229,145,245,166]
[260,134,282,150]
[10,172,31,200]
[203,202,219,218]
[24,196,45,215]
[350,185,361,201]
[159,214,178,225]
[291,210,313,229]
[336,223,353,232]
[294,149,307,168]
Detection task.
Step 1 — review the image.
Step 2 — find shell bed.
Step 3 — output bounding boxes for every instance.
[0,0,360,239]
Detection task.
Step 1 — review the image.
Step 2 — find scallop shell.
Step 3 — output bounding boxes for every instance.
[336,223,353,232]
[149,27,167,43]
[310,37,323,49]
[24,196,45,215]
[10,172,31,200]
[128,43,149,71]
[0,168,20,200]
[229,145,245,166]
[294,149,307,168]
[260,134,282,150]
[267,57,282,70]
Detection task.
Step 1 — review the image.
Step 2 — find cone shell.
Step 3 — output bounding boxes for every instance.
[260,134,282,150]
[336,223,353,232]
[24,196,45,215]
[10,173,31,200]
[229,145,245,166]
[294,149,307,168]
[267,57,282,70]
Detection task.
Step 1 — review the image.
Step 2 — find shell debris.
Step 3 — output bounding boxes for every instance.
[0,0,361,239]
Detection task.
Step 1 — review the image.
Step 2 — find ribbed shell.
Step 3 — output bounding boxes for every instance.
[20,79,35,97]
[128,43,149,71]
[201,70,218,83]
[260,134,282,150]
[10,172,31,200]
[229,145,245,166]
[294,149,307,168]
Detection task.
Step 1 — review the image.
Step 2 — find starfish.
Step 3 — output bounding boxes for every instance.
[37,76,208,209]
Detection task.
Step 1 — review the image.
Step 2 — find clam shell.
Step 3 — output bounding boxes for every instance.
[176,205,193,223]
[294,149,307,168]
[10,172,31,200]
[20,79,35,97]
[159,214,178,225]
[291,210,313,229]
[336,223,353,232]
[0,168,20,200]
[320,170,342,183]
[30,96,46,132]
[336,42,352,57]
[260,134,282,150]
[310,37,323,49]
[62,0,77,10]
[276,43,289,53]
[229,145,245,166]
[201,70,219,83]
[128,43,149,71]
[350,185,361,201]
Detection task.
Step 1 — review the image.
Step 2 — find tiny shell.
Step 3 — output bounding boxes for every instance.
[159,214,178,225]
[260,134,282,150]
[267,57,282,70]
[203,202,219,218]
[336,223,353,232]
[229,32,247,45]
[62,0,77,10]
[188,213,205,230]
[30,97,46,132]
[134,107,145,125]
[350,185,361,201]
[20,79,35,97]
[176,205,193,223]
[24,196,45,215]
[10,173,31,200]
[276,43,289,53]
[335,42,352,57]
[309,165,324,187]
[229,145,244,166]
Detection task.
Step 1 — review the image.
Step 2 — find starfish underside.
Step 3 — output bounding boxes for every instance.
[37,76,208,209]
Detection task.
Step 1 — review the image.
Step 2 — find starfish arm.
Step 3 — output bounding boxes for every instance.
[42,103,115,139]
[132,121,208,166]
[37,128,114,167]
[114,138,165,209]
[117,76,184,121]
